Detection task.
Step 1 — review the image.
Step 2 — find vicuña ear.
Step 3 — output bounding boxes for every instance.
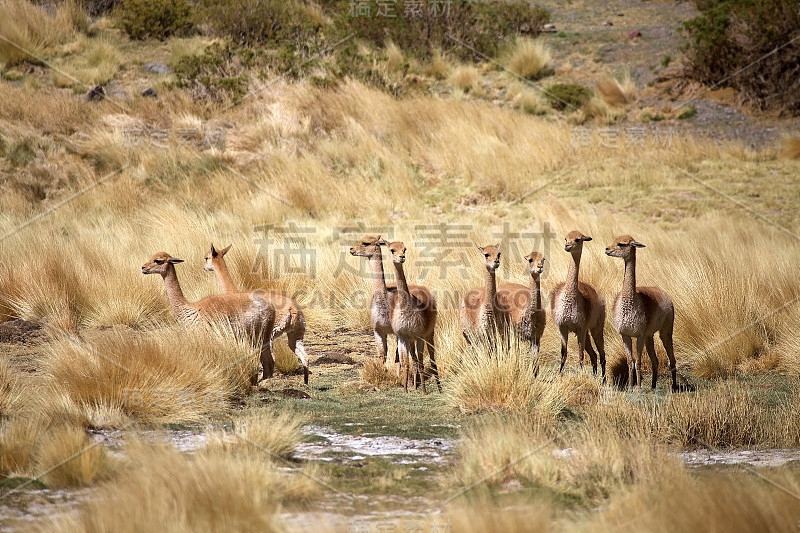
[210,243,218,256]
[220,244,232,255]
[631,241,646,248]
[376,237,388,246]
[495,243,501,251]
[581,235,593,242]
[168,258,184,264]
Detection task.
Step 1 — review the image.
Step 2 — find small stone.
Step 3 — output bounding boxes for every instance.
[627,29,642,39]
[602,20,613,26]
[141,87,158,98]
[105,80,129,101]
[543,23,557,33]
[86,84,104,101]
[143,62,172,75]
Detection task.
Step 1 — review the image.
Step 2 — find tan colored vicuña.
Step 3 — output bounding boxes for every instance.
[460,244,506,344]
[386,241,440,394]
[204,243,310,385]
[496,250,546,359]
[605,235,678,391]
[142,252,277,383]
[349,236,433,374]
[550,231,606,377]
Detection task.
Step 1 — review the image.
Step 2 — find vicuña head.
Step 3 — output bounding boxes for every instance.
[477,243,501,272]
[142,252,184,275]
[525,251,545,276]
[604,235,644,259]
[563,231,591,253]
[349,235,388,258]
[387,241,406,264]
[204,243,232,272]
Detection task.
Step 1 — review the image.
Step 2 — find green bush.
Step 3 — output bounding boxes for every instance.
[683,0,800,115]
[543,83,592,111]
[329,0,550,60]
[199,0,323,47]
[113,0,194,40]
[173,43,257,103]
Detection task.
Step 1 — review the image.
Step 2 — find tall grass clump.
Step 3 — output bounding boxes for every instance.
[208,410,305,460]
[455,413,682,506]
[0,0,87,66]
[779,134,800,159]
[36,424,114,488]
[32,440,319,533]
[445,335,577,416]
[41,325,259,425]
[506,38,552,80]
[596,72,637,106]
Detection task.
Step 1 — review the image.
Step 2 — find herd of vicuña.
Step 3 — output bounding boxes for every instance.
[142,230,678,395]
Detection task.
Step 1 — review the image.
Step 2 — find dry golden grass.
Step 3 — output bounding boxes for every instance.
[424,48,450,80]
[40,325,258,425]
[506,38,552,80]
[360,357,400,388]
[588,468,800,533]
[207,410,305,459]
[445,335,577,416]
[779,134,800,159]
[596,72,637,106]
[0,418,44,475]
[34,440,319,533]
[455,412,683,505]
[0,0,86,66]
[35,424,114,488]
[449,64,479,92]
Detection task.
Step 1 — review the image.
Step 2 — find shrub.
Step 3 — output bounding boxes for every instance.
[330,0,550,60]
[683,0,800,115]
[543,83,592,111]
[199,0,323,47]
[113,0,194,40]
[173,43,257,102]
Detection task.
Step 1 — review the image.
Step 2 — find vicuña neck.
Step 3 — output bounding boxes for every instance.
[484,267,497,317]
[369,252,388,297]
[393,261,409,294]
[530,274,542,311]
[622,252,637,302]
[162,265,189,317]
[214,258,237,293]
[566,250,582,294]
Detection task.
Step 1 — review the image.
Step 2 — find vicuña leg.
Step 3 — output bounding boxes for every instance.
[635,336,647,391]
[288,333,310,385]
[591,324,606,380]
[622,334,634,391]
[661,322,678,392]
[426,332,442,393]
[558,325,569,373]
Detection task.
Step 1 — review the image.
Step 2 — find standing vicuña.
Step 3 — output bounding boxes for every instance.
[349,236,434,374]
[550,232,606,377]
[460,244,507,344]
[605,235,678,391]
[496,250,546,360]
[386,241,440,394]
[204,243,310,385]
[142,252,277,384]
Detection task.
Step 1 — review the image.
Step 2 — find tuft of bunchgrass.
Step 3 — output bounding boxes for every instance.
[596,72,637,106]
[449,65,479,92]
[40,325,259,425]
[36,424,114,488]
[33,439,319,533]
[208,410,305,460]
[445,334,574,416]
[0,0,86,67]
[360,357,400,389]
[506,38,552,80]
[779,134,800,159]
